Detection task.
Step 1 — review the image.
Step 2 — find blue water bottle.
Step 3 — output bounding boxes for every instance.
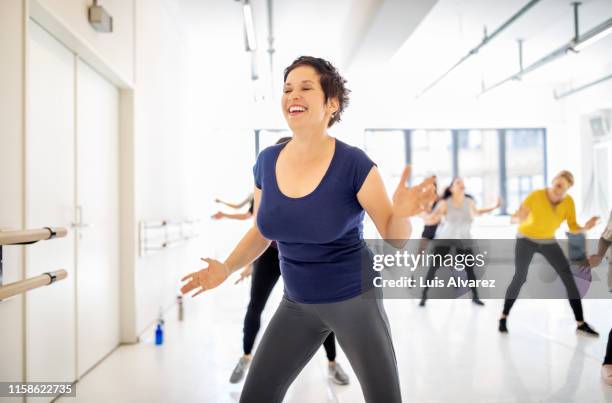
[155,321,163,345]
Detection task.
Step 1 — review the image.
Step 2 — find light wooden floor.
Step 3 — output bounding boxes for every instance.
[58,275,612,403]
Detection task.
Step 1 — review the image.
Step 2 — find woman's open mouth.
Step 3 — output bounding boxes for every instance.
[288,105,307,116]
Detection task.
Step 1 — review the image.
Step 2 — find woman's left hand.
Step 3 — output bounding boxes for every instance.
[584,216,599,231]
[392,166,436,218]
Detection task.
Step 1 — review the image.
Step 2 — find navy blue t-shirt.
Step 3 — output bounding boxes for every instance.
[253,138,376,303]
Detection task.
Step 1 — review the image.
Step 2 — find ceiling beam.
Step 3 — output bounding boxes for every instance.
[340,0,438,72]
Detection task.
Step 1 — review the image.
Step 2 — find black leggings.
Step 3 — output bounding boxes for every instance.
[243,246,337,361]
[605,328,612,365]
[422,245,480,300]
[502,237,584,321]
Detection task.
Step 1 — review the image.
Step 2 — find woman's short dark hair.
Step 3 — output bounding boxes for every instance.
[283,56,350,128]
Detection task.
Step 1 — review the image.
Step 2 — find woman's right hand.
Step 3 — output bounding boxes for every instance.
[234,264,253,284]
[587,254,603,268]
[511,204,530,223]
[180,258,230,297]
[583,216,599,231]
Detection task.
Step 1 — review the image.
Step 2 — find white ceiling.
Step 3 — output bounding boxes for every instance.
[175,0,438,80]
[391,0,612,97]
[173,0,612,125]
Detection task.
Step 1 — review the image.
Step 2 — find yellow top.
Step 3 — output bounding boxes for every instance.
[518,189,580,239]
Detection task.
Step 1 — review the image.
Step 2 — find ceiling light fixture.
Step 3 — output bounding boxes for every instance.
[242,0,257,52]
[572,18,612,52]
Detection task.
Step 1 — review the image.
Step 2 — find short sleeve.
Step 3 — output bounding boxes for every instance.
[602,211,612,241]
[253,152,264,189]
[352,147,376,194]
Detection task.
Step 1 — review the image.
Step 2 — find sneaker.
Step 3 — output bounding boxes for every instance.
[602,364,612,386]
[472,298,485,306]
[229,356,251,383]
[576,322,599,337]
[419,298,426,307]
[499,318,508,333]
[328,362,350,385]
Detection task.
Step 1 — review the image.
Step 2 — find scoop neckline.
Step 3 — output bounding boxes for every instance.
[273,137,338,200]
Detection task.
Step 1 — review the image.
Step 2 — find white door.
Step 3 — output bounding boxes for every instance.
[27,20,121,398]
[26,20,77,396]
[75,59,120,378]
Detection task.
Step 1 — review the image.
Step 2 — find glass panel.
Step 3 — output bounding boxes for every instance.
[411,130,453,190]
[505,129,546,213]
[457,129,499,209]
[364,130,406,193]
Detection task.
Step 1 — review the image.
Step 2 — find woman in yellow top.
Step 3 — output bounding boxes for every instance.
[499,170,599,335]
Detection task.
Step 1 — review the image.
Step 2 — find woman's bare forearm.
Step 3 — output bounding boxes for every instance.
[476,205,497,215]
[595,237,612,258]
[223,226,271,273]
[217,200,243,209]
[222,212,252,221]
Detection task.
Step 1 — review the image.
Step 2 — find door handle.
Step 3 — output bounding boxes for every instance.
[71,205,91,229]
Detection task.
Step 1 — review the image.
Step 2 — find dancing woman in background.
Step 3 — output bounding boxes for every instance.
[419,177,500,306]
[499,170,599,335]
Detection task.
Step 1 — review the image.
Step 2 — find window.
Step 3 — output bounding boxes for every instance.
[410,130,453,188]
[363,128,547,215]
[364,130,408,192]
[504,129,546,213]
[456,129,499,207]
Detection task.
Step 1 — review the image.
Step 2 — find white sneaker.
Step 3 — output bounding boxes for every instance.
[229,356,251,384]
[328,362,350,385]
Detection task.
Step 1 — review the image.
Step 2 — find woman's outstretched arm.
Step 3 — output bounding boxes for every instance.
[214,193,253,209]
[181,188,270,297]
[473,196,501,216]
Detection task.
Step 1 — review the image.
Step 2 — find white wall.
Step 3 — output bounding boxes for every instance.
[132,0,191,335]
[0,0,199,389]
[555,60,612,225]
[35,0,134,82]
[0,0,26,395]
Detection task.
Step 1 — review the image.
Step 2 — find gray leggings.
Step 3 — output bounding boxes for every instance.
[239,292,402,403]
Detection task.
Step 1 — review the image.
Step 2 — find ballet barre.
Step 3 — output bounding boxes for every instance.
[139,219,201,256]
[0,227,68,301]
[0,269,67,300]
[0,227,67,245]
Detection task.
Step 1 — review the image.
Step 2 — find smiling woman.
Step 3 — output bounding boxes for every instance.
[180,55,436,403]
[282,56,350,128]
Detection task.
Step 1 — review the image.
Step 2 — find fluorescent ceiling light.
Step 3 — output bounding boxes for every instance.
[573,18,612,52]
[243,1,257,51]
